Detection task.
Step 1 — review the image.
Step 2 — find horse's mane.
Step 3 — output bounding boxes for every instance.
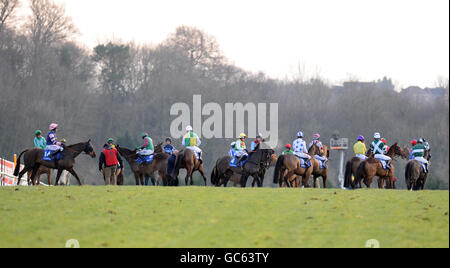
[117,145,137,158]
[67,141,88,148]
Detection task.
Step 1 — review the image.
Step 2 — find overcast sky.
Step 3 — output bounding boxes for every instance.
[46,0,449,88]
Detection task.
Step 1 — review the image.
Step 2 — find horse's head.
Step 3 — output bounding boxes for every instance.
[84,139,96,158]
[154,142,163,153]
[388,142,407,159]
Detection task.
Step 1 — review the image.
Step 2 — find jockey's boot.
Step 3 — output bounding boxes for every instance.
[198,152,203,164]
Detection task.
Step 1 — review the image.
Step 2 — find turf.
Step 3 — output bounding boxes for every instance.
[0,186,448,248]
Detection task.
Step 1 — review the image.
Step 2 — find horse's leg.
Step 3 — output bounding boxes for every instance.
[27,171,31,186]
[30,165,40,186]
[313,175,318,188]
[322,175,327,189]
[377,177,384,189]
[67,168,83,186]
[134,174,139,185]
[18,167,33,186]
[54,169,63,186]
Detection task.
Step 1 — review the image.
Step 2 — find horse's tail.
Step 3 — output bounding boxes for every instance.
[273,155,284,184]
[405,161,412,189]
[13,150,28,176]
[172,152,184,178]
[211,165,218,186]
[344,160,352,188]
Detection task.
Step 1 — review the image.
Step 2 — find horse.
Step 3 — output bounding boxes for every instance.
[116,145,146,186]
[355,143,407,189]
[211,148,276,187]
[405,148,431,191]
[145,143,172,186]
[14,140,96,186]
[27,166,52,186]
[273,144,318,188]
[310,144,330,188]
[172,149,208,186]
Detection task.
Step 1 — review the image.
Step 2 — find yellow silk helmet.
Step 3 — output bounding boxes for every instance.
[239,133,247,139]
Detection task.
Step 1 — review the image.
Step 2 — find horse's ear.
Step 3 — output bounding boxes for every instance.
[88,139,91,143]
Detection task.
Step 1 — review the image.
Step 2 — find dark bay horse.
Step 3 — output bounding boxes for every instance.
[355,143,407,189]
[172,149,208,186]
[273,144,318,188]
[14,140,96,186]
[405,149,431,191]
[310,144,330,188]
[211,148,276,187]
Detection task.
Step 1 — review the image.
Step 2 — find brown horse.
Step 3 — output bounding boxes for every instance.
[310,145,330,188]
[273,144,317,188]
[27,166,52,185]
[355,143,407,189]
[116,145,146,186]
[172,149,208,186]
[405,149,431,191]
[14,140,96,186]
[143,143,172,186]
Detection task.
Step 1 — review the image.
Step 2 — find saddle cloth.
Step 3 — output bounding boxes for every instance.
[295,156,311,168]
[137,154,154,165]
[43,150,61,162]
[375,158,391,170]
[229,156,247,168]
[314,155,327,169]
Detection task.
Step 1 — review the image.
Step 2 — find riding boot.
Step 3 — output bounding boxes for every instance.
[236,155,247,167]
[198,152,203,164]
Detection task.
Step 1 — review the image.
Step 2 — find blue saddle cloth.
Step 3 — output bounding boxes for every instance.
[137,154,154,165]
[314,156,328,169]
[229,156,247,168]
[295,156,311,168]
[43,150,61,162]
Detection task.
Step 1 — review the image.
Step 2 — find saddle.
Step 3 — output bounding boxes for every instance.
[137,154,154,165]
[43,149,61,162]
[295,156,311,168]
[314,155,328,169]
[375,158,391,170]
[229,156,247,168]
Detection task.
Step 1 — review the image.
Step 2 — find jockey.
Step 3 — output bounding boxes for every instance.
[409,140,417,159]
[411,138,429,172]
[293,131,311,160]
[182,125,202,161]
[353,135,367,160]
[138,132,154,155]
[46,123,63,153]
[250,133,264,151]
[34,130,47,149]
[282,144,294,155]
[309,133,328,165]
[234,133,248,165]
[164,138,176,155]
[370,132,392,169]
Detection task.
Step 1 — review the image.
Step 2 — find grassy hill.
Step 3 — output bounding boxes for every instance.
[0,187,448,248]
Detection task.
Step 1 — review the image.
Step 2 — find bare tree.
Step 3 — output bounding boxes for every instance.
[27,0,77,48]
[0,0,19,31]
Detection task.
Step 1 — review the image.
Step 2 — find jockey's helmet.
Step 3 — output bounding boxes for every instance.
[411,140,417,146]
[313,133,321,140]
[285,144,292,149]
[142,132,149,138]
[297,131,304,138]
[418,138,424,144]
[49,123,58,130]
[374,132,381,139]
[357,135,365,141]
[186,125,193,132]
[35,130,42,136]
[239,133,247,139]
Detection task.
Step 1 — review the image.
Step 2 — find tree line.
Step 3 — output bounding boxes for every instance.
[1,0,448,188]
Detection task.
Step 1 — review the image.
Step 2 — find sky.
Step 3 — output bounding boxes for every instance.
[37,0,450,88]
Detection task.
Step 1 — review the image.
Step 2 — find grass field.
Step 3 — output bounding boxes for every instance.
[0,186,448,248]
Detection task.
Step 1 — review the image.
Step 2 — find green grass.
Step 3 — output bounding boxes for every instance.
[0,186,448,248]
